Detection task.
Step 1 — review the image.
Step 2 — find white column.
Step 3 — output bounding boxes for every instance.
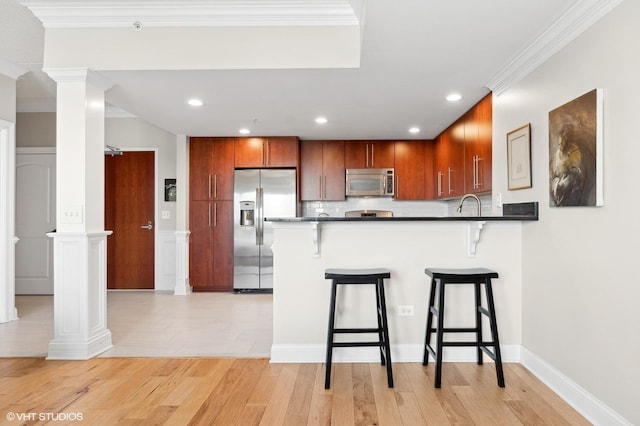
[0,120,18,323]
[45,68,113,359]
[174,134,191,295]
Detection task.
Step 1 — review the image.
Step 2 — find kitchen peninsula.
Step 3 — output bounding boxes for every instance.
[266,207,537,364]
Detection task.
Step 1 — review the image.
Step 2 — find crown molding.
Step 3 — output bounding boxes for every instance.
[487,0,625,95]
[20,0,361,28]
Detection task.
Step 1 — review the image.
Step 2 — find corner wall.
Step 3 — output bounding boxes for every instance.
[492,1,638,423]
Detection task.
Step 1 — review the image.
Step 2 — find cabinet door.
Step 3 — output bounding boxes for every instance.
[301,141,323,200]
[475,94,492,193]
[394,140,425,200]
[211,201,233,291]
[434,133,448,199]
[447,121,466,197]
[189,138,214,200]
[265,137,299,167]
[344,141,394,169]
[322,140,346,200]
[464,110,479,193]
[189,201,213,290]
[212,138,235,200]
[235,138,265,168]
[235,137,299,168]
[424,141,435,200]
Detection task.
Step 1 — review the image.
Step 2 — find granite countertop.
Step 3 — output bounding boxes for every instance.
[266,202,539,222]
[265,215,537,222]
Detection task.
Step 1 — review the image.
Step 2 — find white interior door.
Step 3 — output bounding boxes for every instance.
[15,151,56,295]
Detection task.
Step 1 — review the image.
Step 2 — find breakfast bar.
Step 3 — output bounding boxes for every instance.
[266,207,538,364]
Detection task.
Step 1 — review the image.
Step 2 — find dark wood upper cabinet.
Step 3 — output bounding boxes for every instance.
[189,137,234,201]
[466,94,492,194]
[344,140,395,169]
[235,137,299,168]
[301,140,345,201]
[394,140,427,200]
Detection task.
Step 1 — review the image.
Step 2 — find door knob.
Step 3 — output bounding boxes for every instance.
[140,221,153,230]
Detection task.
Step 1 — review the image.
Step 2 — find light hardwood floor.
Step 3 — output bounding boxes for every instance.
[0,357,589,425]
[0,293,589,424]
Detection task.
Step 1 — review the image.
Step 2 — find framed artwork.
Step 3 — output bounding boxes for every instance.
[164,178,176,202]
[549,89,603,207]
[507,123,532,190]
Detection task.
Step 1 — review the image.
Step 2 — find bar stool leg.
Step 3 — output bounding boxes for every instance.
[434,278,446,388]
[325,280,338,389]
[474,281,483,365]
[374,279,385,366]
[484,278,505,387]
[422,277,437,366]
[377,277,394,388]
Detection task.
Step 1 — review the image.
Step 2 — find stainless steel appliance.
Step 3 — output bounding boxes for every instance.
[234,169,296,292]
[345,210,393,218]
[345,168,394,197]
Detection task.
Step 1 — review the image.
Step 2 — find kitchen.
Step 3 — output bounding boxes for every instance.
[2,0,638,423]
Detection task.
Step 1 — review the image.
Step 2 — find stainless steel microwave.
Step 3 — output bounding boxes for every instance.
[345,168,394,197]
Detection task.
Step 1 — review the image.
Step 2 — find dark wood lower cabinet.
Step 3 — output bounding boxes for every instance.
[189,200,233,292]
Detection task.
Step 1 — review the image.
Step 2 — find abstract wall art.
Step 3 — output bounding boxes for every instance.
[549,89,603,207]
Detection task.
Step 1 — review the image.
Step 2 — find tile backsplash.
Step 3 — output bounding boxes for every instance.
[302,194,494,218]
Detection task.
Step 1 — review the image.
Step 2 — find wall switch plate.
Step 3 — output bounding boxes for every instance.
[398,305,414,316]
[495,192,503,208]
[61,205,83,224]
[161,210,170,219]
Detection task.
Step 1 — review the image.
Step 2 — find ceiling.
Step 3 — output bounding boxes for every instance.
[2,0,588,140]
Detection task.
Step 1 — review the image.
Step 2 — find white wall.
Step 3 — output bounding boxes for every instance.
[492,1,638,423]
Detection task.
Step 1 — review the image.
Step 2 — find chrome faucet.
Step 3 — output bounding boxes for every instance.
[456,193,481,217]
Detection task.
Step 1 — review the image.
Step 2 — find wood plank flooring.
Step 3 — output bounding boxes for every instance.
[0,358,589,425]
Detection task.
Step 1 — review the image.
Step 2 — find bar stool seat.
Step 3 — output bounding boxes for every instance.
[422,268,505,388]
[324,268,393,389]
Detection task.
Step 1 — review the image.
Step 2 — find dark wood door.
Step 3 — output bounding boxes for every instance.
[211,200,233,291]
[394,140,425,200]
[322,140,346,200]
[265,137,299,167]
[211,138,235,200]
[235,137,265,168]
[476,94,493,193]
[188,201,213,289]
[301,141,323,200]
[105,151,155,289]
[189,137,214,200]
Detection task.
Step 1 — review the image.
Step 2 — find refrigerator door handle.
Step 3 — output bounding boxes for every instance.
[256,187,264,245]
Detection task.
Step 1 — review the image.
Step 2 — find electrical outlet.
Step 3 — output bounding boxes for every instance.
[398,305,414,316]
[496,192,503,208]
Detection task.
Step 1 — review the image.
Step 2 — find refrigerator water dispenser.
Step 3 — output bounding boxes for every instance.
[239,201,255,227]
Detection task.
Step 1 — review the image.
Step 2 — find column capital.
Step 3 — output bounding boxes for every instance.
[43,67,112,90]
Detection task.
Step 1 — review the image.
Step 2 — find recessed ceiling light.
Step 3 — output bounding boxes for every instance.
[239,128,250,135]
[446,93,462,102]
[187,99,203,107]
[409,127,420,134]
[315,116,328,124]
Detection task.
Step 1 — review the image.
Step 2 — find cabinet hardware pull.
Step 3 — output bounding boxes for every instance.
[208,202,212,227]
[448,167,454,194]
[371,144,374,167]
[319,176,323,199]
[366,144,369,168]
[475,156,482,188]
[213,174,218,198]
[213,202,217,227]
[323,175,327,199]
[208,174,212,199]
[437,171,443,196]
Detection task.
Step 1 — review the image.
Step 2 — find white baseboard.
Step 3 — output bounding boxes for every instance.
[520,347,631,426]
[271,344,630,425]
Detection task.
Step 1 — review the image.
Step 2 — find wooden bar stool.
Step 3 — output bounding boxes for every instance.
[422,268,505,388]
[324,268,393,389]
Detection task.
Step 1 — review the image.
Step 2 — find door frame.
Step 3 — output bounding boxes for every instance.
[0,119,18,323]
[105,147,159,290]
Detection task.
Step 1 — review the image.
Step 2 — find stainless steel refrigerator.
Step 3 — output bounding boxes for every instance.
[233,169,297,292]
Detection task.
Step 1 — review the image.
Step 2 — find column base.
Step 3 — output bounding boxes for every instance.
[47,329,113,360]
[174,231,192,295]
